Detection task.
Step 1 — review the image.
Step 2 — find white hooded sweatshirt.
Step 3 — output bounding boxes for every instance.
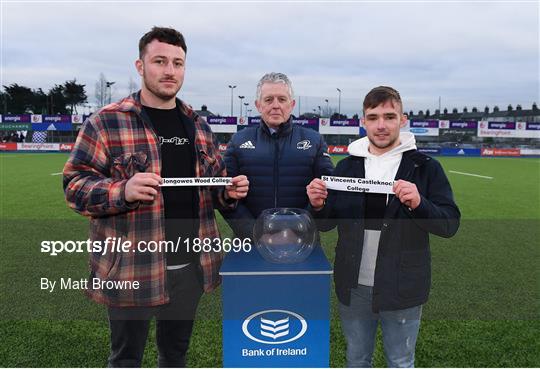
[346,132,417,286]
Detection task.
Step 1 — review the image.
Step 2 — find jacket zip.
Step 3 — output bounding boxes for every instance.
[372,162,417,311]
[273,133,279,208]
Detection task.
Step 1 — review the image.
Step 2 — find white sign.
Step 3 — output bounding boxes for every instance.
[477,121,540,138]
[72,115,83,124]
[318,118,360,135]
[520,149,540,156]
[401,120,440,136]
[207,124,238,133]
[322,175,395,194]
[17,143,60,151]
[160,177,232,187]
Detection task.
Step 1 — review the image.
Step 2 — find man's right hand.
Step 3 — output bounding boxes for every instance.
[125,173,162,203]
[306,178,328,211]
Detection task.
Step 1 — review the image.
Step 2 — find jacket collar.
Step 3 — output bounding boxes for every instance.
[349,149,430,180]
[394,150,431,180]
[260,117,293,137]
[404,149,432,166]
[346,149,431,218]
[112,90,199,129]
[115,91,198,121]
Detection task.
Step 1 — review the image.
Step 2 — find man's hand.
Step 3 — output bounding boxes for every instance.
[225,175,249,200]
[306,178,327,211]
[125,173,162,203]
[393,179,421,210]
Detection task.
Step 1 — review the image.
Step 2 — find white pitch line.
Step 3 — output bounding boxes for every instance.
[50,172,63,176]
[449,170,493,180]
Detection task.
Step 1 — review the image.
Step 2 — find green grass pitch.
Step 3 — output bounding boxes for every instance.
[0,153,538,367]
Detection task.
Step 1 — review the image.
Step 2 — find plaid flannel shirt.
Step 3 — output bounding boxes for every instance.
[63,92,231,307]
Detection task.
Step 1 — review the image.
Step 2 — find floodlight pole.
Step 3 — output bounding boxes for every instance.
[336,88,341,116]
[228,85,236,116]
[238,95,245,118]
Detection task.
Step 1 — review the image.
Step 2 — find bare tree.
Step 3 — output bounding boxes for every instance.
[128,76,138,95]
[322,105,337,118]
[95,73,107,108]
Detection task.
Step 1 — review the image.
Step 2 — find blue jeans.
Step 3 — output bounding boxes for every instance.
[338,285,422,368]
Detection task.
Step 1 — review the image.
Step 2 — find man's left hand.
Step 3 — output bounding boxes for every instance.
[225,175,249,200]
[393,179,421,210]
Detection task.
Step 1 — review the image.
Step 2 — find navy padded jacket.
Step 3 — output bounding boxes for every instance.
[312,151,460,311]
[221,119,334,238]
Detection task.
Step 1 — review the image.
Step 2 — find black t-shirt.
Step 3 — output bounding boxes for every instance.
[143,104,198,265]
[364,194,387,231]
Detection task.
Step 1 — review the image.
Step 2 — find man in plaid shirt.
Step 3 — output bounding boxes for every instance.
[63,27,248,367]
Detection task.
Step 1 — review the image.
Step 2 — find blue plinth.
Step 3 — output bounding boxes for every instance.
[220,246,332,368]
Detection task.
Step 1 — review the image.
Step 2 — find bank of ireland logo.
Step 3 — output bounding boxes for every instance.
[242,310,308,344]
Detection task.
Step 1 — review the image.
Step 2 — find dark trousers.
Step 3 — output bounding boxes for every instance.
[107,264,203,367]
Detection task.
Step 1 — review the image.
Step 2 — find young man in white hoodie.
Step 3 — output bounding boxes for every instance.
[307,86,460,367]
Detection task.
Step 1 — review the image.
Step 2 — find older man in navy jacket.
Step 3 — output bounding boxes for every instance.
[307,86,460,367]
[222,72,334,239]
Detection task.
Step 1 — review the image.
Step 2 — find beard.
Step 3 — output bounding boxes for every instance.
[143,73,182,101]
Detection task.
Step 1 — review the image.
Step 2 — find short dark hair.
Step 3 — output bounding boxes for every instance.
[138,26,187,58]
[363,86,403,115]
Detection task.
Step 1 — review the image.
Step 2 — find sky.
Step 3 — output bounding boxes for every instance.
[2,0,538,117]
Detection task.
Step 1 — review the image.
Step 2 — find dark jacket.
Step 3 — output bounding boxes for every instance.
[222,119,334,238]
[313,150,460,312]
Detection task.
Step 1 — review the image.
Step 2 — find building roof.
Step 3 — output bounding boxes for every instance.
[409,104,539,121]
